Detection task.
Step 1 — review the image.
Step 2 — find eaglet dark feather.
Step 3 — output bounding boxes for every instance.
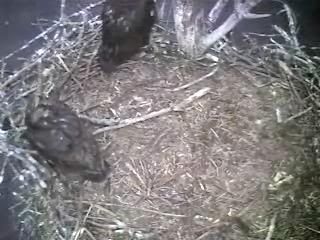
[99,0,156,73]
[24,99,111,182]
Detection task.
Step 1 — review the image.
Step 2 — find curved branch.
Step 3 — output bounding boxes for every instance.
[208,0,229,24]
[201,0,268,53]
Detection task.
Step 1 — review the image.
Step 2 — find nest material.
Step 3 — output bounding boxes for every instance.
[0,2,319,240]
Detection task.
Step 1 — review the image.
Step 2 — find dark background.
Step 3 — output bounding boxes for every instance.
[0,0,319,239]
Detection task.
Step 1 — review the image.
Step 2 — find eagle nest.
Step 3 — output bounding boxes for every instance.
[0,1,319,240]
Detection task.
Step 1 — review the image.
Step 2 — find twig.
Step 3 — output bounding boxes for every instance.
[0,49,50,89]
[65,200,187,218]
[201,0,267,53]
[301,225,320,234]
[283,107,313,123]
[57,0,67,47]
[173,87,211,110]
[85,40,101,80]
[282,2,299,48]
[79,99,111,114]
[59,0,66,23]
[56,54,83,89]
[208,0,229,25]
[94,107,172,134]
[0,152,10,184]
[265,213,277,240]
[195,231,213,240]
[78,115,120,126]
[170,68,218,91]
[82,228,97,240]
[0,61,7,79]
[15,87,38,100]
[94,87,211,134]
[1,0,105,62]
[68,12,89,70]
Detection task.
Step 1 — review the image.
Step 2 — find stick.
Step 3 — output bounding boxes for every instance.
[170,68,218,91]
[79,115,120,126]
[1,0,105,62]
[265,213,277,240]
[283,107,313,123]
[94,87,211,134]
[0,50,49,89]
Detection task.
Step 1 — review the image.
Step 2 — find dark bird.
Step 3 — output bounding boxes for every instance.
[99,0,157,73]
[1,116,11,131]
[24,99,110,183]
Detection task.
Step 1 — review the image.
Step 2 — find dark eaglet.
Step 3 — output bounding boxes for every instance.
[99,0,157,73]
[24,99,111,183]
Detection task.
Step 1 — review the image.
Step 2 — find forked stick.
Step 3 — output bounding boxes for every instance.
[94,87,211,134]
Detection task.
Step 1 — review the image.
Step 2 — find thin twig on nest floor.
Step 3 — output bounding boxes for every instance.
[265,213,277,240]
[93,87,211,134]
[283,107,313,123]
[170,68,218,91]
[65,200,187,218]
[79,115,120,126]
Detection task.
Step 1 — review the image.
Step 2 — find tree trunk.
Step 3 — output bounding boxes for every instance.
[172,0,268,58]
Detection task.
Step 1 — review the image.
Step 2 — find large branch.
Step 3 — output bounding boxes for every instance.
[173,0,271,57]
[208,0,229,24]
[201,0,270,53]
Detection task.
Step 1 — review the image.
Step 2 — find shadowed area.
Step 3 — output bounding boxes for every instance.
[0,165,18,240]
[157,0,320,53]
